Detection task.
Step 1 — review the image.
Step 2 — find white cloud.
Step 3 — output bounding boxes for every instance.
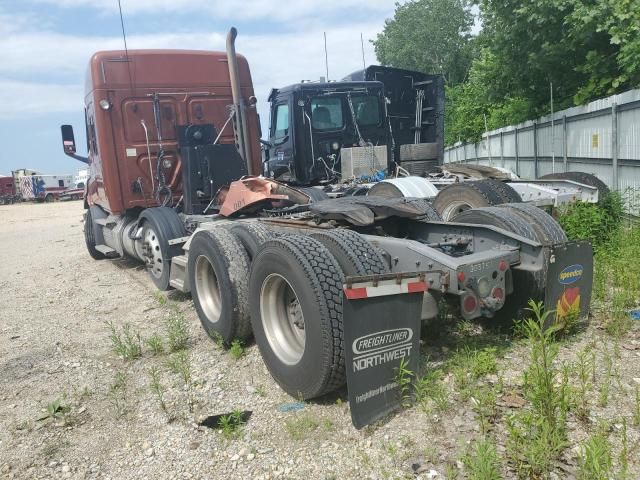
[29,0,393,21]
[0,80,83,119]
[0,24,381,120]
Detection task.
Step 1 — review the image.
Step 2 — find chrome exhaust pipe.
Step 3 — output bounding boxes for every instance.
[226,27,254,175]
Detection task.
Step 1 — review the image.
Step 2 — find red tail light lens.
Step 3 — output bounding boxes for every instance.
[457,271,466,283]
[462,294,478,313]
[498,260,508,272]
[492,287,504,301]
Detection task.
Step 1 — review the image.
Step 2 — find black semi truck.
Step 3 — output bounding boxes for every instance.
[262,66,445,186]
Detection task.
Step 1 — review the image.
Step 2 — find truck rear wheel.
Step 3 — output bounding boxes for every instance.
[497,203,567,245]
[407,198,443,222]
[230,222,277,260]
[249,235,345,399]
[189,228,252,344]
[452,207,546,322]
[309,229,389,275]
[139,207,186,291]
[476,179,521,203]
[44,193,54,203]
[433,180,505,220]
[540,171,609,199]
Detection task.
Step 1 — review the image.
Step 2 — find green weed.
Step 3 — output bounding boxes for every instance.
[506,301,569,478]
[463,438,503,480]
[285,414,319,440]
[470,385,498,435]
[145,334,165,355]
[394,357,414,408]
[415,369,449,412]
[633,386,640,427]
[165,313,189,352]
[147,366,167,413]
[576,424,612,480]
[166,351,193,412]
[573,347,593,420]
[619,418,629,479]
[108,370,128,417]
[36,399,70,423]
[219,409,246,440]
[106,321,142,360]
[229,339,245,360]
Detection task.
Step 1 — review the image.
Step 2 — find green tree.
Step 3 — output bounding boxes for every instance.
[373,0,475,85]
[445,48,533,144]
[568,0,640,103]
[445,0,640,143]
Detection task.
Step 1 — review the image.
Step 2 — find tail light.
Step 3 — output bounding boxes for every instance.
[491,287,505,302]
[462,293,478,314]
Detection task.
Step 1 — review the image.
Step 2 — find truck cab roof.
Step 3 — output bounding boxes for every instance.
[268,81,384,101]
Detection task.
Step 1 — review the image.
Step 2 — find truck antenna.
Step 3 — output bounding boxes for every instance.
[323,32,329,81]
[117,0,135,94]
[360,33,366,70]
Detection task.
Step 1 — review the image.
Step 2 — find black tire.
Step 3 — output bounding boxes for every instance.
[139,207,187,291]
[309,229,389,276]
[475,179,522,203]
[540,172,610,200]
[497,203,567,245]
[433,180,504,221]
[189,228,252,344]
[452,207,545,322]
[249,235,345,399]
[44,194,54,203]
[405,198,443,221]
[84,207,106,260]
[298,187,330,203]
[230,222,277,260]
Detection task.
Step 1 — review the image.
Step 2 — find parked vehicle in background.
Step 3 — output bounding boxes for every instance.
[16,173,73,202]
[0,176,19,204]
[59,187,84,201]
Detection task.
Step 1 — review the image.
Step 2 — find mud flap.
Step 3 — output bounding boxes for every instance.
[342,274,424,429]
[544,240,593,325]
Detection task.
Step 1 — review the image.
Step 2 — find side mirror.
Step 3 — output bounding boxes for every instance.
[61,125,76,154]
[60,124,88,164]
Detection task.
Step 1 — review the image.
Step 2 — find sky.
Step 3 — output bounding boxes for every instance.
[0,0,397,176]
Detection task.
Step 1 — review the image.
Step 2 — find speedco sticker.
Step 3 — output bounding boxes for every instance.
[352,328,413,372]
[559,264,583,285]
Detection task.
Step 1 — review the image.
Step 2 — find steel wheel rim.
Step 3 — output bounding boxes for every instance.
[194,255,222,323]
[143,226,164,279]
[442,201,472,221]
[260,273,305,365]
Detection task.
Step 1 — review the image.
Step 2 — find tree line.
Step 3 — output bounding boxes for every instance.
[373,0,640,145]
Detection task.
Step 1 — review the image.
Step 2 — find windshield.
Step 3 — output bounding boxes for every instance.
[311,97,344,130]
[351,94,381,126]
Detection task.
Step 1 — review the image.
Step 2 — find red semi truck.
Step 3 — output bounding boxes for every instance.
[0,176,18,204]
[60,28,593,426]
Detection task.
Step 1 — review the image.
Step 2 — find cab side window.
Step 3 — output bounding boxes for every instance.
[273,104,289,138]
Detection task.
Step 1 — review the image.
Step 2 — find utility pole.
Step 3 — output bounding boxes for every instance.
[550,81,555,173]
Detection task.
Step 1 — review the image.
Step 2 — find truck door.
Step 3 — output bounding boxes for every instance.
[266,101,294,180]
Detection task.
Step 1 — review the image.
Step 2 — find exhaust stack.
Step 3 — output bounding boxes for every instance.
[226,27,254,175]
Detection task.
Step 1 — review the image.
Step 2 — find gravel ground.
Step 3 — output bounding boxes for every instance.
[1,201,639,480]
